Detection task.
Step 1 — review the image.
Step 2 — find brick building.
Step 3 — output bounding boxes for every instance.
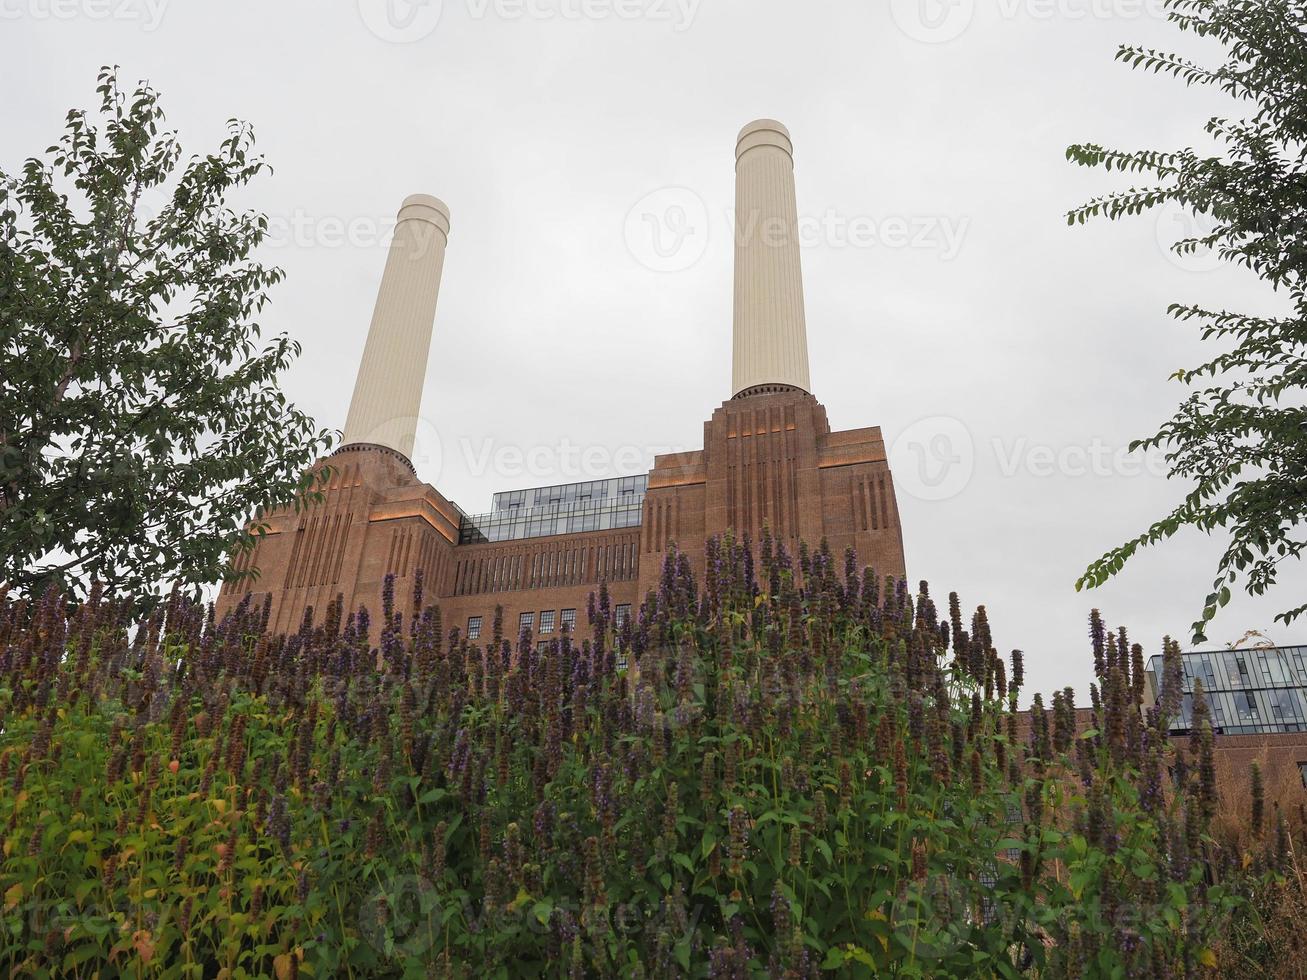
[216,118,1307,817]
[1143,645,1307,814]
[215,119,908,636]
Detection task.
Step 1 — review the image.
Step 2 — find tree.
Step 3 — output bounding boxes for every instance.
[0,67,333,607]
[1067,0,1307,642]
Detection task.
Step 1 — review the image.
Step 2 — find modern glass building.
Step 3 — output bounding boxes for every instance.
[1146,646,1307,736]
[458,475,648,544]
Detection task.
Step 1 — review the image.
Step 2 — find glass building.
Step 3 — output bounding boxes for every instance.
[1147,646,1307,736]
[458,475,647,545]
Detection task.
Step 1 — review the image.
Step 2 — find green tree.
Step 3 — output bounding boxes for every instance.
[1067,0,1307,641]
[0,67,332,607]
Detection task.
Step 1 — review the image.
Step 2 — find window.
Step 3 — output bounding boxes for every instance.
[978,867,1000,924]
[1300,762,1307,790]
[1263,651,1291,685]
[1194,656,1219,693]
[519,611,535,634]
[1004,798,1022,825]
[1002,799,1022,860]
[467,616,482,640]
[560,608,577,633]
[1234,691,1260,723]
[614,603,632,629]
[539,610,556,634]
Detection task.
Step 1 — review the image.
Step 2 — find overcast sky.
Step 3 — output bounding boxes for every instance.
[5,0,1303,701]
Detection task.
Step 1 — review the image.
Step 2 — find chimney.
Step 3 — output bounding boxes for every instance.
[731,119,812,398]
[341,193,451,460]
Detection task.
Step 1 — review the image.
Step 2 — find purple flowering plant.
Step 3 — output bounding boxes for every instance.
[0,528,1297,976]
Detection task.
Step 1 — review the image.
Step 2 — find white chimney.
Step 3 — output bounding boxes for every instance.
[731,119,811,397]
[341,194,450,459]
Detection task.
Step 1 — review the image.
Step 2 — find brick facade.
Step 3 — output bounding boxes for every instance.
[215,386,909,638]
[1016,707,1307,819]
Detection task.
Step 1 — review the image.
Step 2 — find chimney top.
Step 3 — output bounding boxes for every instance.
[397,194,451,236]
[736,119,793,163]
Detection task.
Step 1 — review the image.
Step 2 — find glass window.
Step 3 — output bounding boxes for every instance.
[1223,652,1249,687]
[1234,691,1260,723]
[1263,652,1291,685]
[1300,762,1307,789]
[1208,693,1229,728]
[1270,689,1304,725]
[460,475,649,544]
[1196,656,1219,693]
[614,604,632,629]
[1005,798,1022,825]
[467,616,482,640]
[561,608,577,632]
[519,611,535,634]
[539,610,556,634]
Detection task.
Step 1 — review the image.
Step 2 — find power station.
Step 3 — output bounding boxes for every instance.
[216,120,908,636]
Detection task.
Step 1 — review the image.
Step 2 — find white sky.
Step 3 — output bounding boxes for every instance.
[4,0,1304,701]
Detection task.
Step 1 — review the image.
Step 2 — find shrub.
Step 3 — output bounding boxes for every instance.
[0,532,1292,976]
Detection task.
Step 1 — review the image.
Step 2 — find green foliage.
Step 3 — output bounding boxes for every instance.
[0,67,333,607]
[1066,0,1307,641]
[0,533,1286,977]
